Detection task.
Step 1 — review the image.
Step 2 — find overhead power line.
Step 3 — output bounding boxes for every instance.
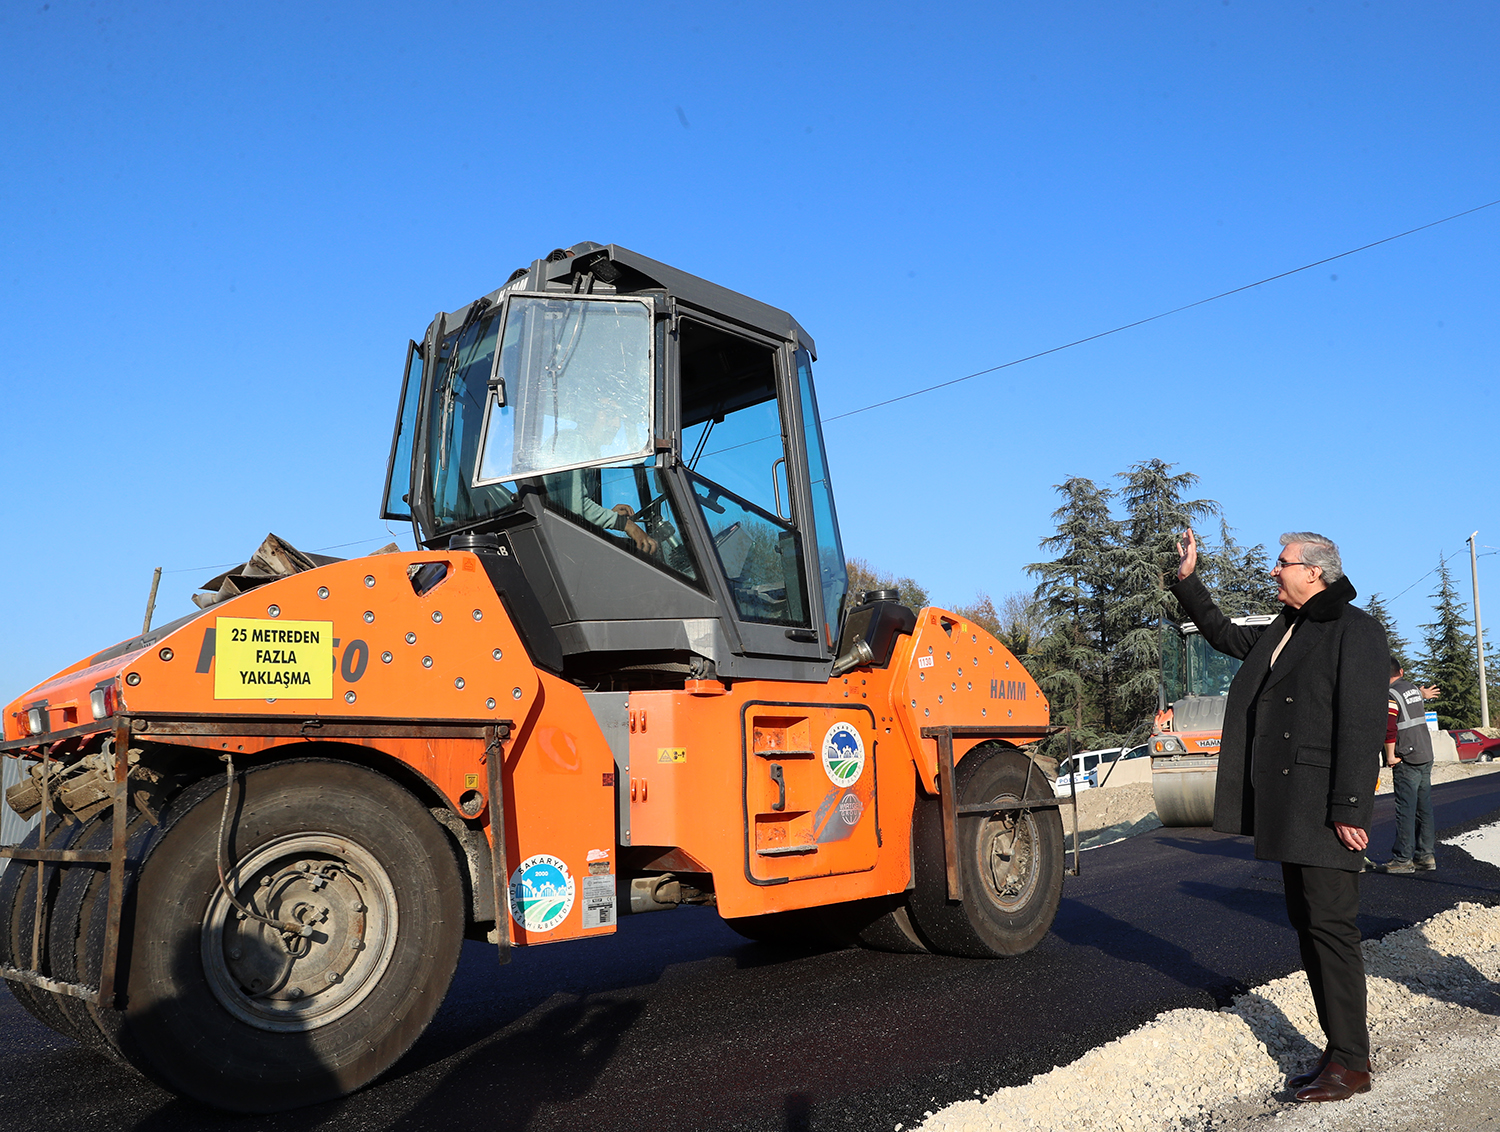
[1388,547,1497,604]
[824,196,1500,424]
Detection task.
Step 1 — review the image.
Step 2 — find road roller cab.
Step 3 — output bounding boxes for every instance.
[1,242,1066,1112]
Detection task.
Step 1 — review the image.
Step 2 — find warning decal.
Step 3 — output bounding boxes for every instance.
[213,617,334,700]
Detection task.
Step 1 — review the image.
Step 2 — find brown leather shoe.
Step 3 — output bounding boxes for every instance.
[1294,1061,1371,1102]
[1287,1049,1331,1089]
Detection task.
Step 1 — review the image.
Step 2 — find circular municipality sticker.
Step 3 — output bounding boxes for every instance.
[509,853,575,933]
[838,791,863,825]
[821,721,866,788]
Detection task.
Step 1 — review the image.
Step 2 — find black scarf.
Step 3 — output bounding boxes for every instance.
[1286,575,1358,624]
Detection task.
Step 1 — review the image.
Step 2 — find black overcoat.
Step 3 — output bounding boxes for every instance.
[1169,572,1388,871]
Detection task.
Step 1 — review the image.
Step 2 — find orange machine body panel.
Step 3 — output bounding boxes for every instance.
[620,610,1049,920]
[4,567,1049,938]
[625,681,909,919]
[3,551,617,947]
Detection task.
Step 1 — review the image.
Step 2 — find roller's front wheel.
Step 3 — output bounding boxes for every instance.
[907,744,1064,958]
[104,759,465,1112]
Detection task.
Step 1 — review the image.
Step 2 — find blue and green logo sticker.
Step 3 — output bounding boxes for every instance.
[821,721,865,788]
[509,853,575,933]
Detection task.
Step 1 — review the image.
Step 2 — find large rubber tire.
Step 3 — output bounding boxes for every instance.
[724,906,857,947]
[49,809,149,1060]
[0,815,90,1041]
[906,745,1064,959]
[837,893,929,954]
[726,894,930,954]
[93,759,465,1112]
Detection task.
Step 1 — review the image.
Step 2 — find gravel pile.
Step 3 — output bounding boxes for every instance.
[913,881,1500,1132]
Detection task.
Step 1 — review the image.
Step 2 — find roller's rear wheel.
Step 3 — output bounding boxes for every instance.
[906,745,1064,959]
[47,810,134,1057]
[97,759,465,1112]
[0,816,89,1041]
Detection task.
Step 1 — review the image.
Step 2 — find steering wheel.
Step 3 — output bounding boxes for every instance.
[633,493,668,527]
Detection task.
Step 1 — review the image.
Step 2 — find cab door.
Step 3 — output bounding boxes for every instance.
[742,701,880,884]
[673,315,826,663]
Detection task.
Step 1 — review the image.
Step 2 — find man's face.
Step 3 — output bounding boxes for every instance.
[1273,541,1325,608]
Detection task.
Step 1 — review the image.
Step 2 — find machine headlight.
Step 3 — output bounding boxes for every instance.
[26,707,44,735]
[91,687,113,720]
[1153,736,1187,755]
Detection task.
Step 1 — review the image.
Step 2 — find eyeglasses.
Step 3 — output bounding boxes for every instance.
[1273,558,1313,571]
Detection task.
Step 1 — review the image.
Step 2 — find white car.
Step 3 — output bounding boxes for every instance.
[1053,745,1148,795]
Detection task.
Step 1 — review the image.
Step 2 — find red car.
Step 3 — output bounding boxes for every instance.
[1450,728,1500,762]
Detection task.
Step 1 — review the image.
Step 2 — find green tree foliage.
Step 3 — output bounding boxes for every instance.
[1020,463,1276,750]
[1418,557,1482,729]
[994,590,1049,661]
[1027,476,1124,749]
[950,592,1003,639]
[1362,592,1412,673]
[845,557,930,614]
[852,461,1278,751]
[1200,518,1279,617]
[1112,460,1220,734]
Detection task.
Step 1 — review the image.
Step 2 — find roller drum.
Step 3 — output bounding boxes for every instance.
[1151,756,1217,827]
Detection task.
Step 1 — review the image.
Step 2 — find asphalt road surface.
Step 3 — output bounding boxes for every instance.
[3,774,1498,1132]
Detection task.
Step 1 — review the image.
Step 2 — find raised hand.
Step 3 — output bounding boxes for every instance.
[1175,528,1198,580]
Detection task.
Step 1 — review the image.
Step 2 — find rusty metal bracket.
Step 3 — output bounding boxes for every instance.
[920,724,1073,902]
[484,723,511,966]
[0,718,114,755]
[0,716,133,1007]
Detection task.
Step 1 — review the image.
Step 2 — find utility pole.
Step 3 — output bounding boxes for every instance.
[142,566,163,636]
[1471,532,1490,729]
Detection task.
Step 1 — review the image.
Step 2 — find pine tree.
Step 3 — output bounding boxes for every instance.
[1419,557,1482,729]
[1202,518,1278,617]
[1112,460,1219,739]
[1362,592,1412,673]
[1028,477,1124,749]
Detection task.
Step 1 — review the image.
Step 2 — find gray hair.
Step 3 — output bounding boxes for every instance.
[1281,531,1343,583]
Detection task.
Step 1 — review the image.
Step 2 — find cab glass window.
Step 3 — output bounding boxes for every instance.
[795,348,848,642]
[475,297,653,486]
[382,340,423,521]
[424,310,518,535]
[679,321,788,518]
[539,460,702,586]
[679,320,810,628]
[688,472,808,627]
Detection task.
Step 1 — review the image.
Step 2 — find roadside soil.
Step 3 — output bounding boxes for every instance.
[913,761,1500,1132]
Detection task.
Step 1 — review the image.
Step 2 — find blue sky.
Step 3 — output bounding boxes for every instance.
[2,1,1496,698]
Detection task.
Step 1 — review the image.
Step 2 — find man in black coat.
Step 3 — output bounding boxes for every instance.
[1171,529,1387,1103]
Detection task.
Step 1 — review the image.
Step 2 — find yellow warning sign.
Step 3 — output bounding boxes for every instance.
[214,617,334,700]
[657,748,686,764]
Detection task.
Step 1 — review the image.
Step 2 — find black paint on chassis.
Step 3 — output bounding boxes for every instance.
[1,773,1497,1131]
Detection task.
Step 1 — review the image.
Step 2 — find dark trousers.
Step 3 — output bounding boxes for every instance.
[1281,863,1368,1072]
[1391,759,1434,862]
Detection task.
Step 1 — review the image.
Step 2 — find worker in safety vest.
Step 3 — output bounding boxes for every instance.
[1378,656,1440,874]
